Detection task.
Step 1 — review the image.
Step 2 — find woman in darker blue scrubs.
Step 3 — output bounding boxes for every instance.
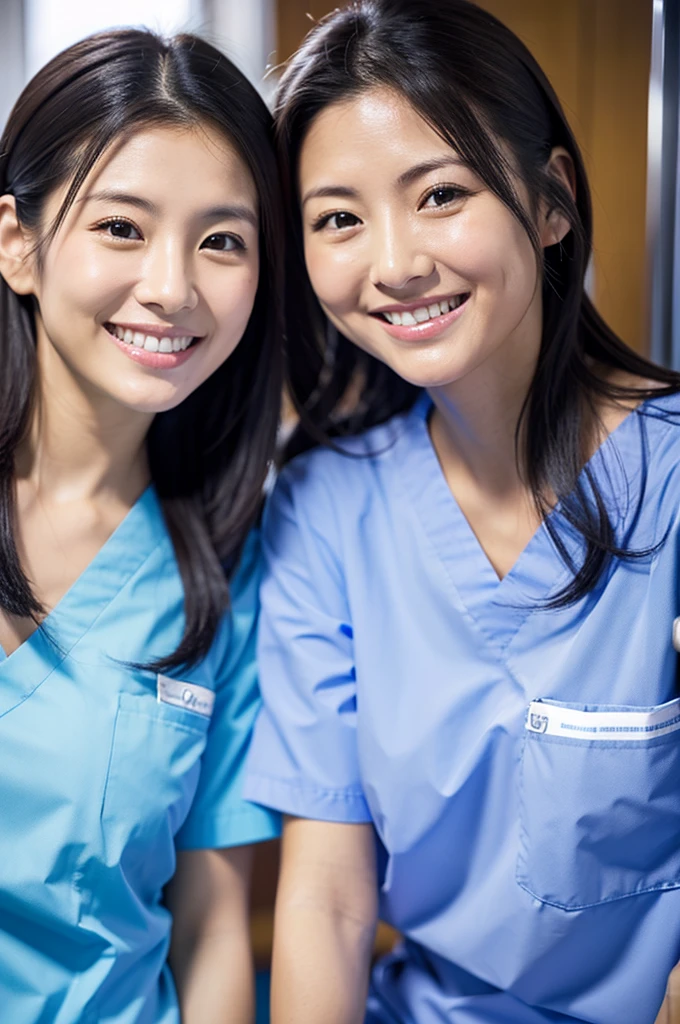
[245,2,680,1022]
[0,28,282,1024]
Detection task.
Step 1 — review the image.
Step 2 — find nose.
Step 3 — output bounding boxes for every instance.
[368,212,435,291]
[134,238,198,314]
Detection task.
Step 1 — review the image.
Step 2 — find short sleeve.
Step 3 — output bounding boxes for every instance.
[176,531,281,850]
[243,461,372,824]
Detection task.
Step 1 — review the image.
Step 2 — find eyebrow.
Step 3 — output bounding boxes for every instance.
[302,157,466,206]
[82,189,258,227]
[301,184,359,207]
[397,157,466,188]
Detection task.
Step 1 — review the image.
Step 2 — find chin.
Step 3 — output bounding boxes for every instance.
[112,383,193,415]
[382,356,467,392]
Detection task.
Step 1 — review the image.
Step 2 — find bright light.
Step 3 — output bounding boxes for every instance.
[25,0,196,79]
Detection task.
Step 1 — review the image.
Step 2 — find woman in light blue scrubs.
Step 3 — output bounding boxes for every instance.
[244,2,680,1022]
[0,28,282,1024]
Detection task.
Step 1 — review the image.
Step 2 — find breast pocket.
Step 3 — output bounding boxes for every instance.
[517,697,680,910]
[101,689,210,898]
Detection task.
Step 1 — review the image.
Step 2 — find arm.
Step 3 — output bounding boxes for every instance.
[271,816,378,1024]
[167,845,255,1024]
[170,533,278,1021]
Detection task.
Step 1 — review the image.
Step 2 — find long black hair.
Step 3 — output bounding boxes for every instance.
[0,29,284,667]
[276,0,680,606]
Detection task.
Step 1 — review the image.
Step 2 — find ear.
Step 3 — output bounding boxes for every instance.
[539,146,576,249]
[0,195,37,296]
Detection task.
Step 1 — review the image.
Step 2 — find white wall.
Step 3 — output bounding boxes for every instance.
[198,0,277,98]
[24,0,202,79]
[0,0,26,135]
[1,0,277,138]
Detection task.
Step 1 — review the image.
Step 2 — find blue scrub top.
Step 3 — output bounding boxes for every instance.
[245,392,680,1024]
[0,487,279,1024]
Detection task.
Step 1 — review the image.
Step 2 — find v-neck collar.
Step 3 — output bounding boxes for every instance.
[394,392,658,655]
[0,486,165,717]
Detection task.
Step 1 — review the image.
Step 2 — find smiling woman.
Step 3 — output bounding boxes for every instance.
[86,164,260,365]
[26,124,260,412]
[0,28,282,1024]
[243,2,680,1023]
[299,88,561,403]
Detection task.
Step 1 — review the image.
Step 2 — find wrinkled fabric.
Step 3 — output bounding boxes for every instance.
[0,488,279,1024]
[245,392,680,1024]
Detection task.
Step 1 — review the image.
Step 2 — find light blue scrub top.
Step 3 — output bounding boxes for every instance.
[245,392,680,1024]
[0,487,279,1024]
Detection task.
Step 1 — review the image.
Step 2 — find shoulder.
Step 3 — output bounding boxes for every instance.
[639,387,680,420]
[261,401,425,579]
[638,391,680,471]
[596,390,680,502]
[273,398,427,511]
[631,391,680,530]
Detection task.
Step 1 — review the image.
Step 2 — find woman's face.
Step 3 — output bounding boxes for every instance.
[299,88,557,392]
[26,123,259,414]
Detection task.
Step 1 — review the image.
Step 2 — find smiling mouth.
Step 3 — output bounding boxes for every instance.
[104,323,199,353]
[373,293,470,326]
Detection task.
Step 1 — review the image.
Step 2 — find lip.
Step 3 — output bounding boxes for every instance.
[107,322,201,340]
[107,330,203,369]
[373,293,470,342]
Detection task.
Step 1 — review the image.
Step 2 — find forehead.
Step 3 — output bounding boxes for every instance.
[300,88,456,181]
[82,123,258,207]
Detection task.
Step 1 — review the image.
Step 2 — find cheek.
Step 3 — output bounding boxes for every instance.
[460,217,537,296]
[41,243,131,317]
[304,240,359,313]
[210,263,260,342]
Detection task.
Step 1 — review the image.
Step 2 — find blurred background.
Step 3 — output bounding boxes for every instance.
[1,0,679,1020]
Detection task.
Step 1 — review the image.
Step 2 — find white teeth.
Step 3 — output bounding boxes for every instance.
[381,295,467,327]
[109,325,194,353]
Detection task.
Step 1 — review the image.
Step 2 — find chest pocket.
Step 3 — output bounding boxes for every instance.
[517,697,680,910]
[101,688,210,900]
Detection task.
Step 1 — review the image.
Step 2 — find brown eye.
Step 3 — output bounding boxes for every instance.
[421,186,467,209]
[200,233,244,252]
[330,212,360,229]
[313,210,362,232]
[104,220,141,239]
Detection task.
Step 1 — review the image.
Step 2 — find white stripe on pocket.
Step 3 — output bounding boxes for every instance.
[526,698,680,741]
[157,675,215,719]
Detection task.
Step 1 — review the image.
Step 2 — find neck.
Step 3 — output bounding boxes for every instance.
[16,333,152,504]
[428,300,542,498]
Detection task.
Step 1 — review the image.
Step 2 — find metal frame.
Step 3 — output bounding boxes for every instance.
[647,0,680,367]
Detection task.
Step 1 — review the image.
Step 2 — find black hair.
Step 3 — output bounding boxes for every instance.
[0,29,284,667]
[275,0,680,606]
